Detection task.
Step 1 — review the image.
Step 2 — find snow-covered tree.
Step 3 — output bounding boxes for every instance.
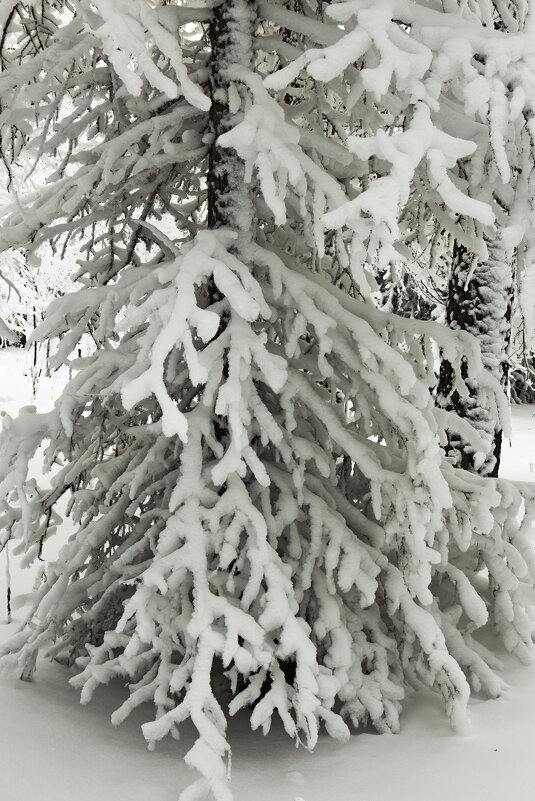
[0,3,534,800]
[0,244,77,391]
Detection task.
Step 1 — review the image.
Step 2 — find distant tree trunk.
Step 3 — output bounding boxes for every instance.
[437,234,513,477]
[5,542,11,624]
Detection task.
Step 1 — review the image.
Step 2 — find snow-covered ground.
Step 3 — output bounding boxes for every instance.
[500,404,535,482]
[1,347,535,801]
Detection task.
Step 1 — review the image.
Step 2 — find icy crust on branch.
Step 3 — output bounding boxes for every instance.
[0,230,535,800]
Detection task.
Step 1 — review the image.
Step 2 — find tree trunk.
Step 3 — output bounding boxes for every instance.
[437,234,513,477]
[207,0,255,244]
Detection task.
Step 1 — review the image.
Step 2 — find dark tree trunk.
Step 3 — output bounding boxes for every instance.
[437,235,513,477]
[204,0,256,361]
[207,0,255,240]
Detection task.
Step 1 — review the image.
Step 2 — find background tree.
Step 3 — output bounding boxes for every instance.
[0,3,533,801]
[433,0,535,476]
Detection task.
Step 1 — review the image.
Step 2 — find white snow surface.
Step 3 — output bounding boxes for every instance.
[1,346,535,801]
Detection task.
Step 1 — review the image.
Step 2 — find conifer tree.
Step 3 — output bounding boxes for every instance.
[0,3,534,800]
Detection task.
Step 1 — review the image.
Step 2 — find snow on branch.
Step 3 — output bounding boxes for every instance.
[80,0,210,109]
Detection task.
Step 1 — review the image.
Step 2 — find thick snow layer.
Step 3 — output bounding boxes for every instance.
[1,346,535,801]
[1,620,535,801]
